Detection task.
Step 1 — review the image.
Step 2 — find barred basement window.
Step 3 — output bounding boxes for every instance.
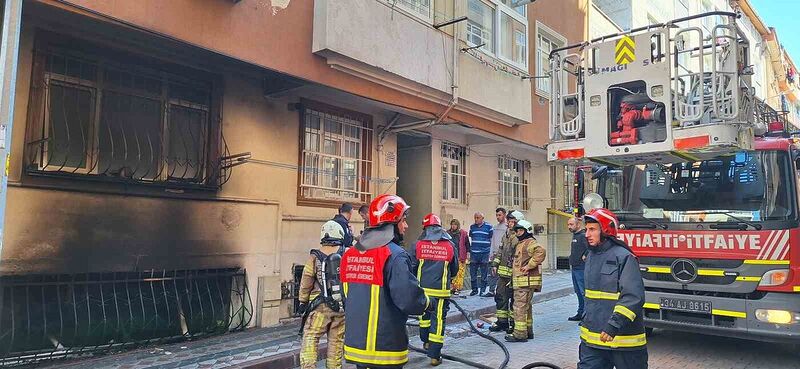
[299,101,373,205]
[498,156,528,210]
[441,142,466,203]
[25,43,222,188]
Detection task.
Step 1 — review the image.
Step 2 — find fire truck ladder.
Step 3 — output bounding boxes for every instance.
[673,19,747,127]
[549,53,584,141]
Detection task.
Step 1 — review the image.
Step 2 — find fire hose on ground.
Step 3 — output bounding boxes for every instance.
[406,297,562,369]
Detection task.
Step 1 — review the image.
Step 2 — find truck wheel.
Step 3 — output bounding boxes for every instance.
[645,327,655,336]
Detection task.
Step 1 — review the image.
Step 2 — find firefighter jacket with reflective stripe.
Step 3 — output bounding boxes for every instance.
[341,242,430,367]
[511,237,545,291]
[581,237,646,351]
[492,229,519,278]
[413,239,460,297]
[299,244,341,303]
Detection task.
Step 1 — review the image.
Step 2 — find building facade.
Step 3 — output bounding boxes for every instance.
[0,0,586,361]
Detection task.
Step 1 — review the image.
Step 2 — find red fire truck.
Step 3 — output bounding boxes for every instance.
[547,10,800,341]
[590,128,800,342]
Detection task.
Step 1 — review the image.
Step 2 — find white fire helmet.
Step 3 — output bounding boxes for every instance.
[320,220,345,245]
[507,210,525,221]
[514,220,534,234]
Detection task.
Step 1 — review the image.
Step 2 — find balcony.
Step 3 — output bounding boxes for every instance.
[312,0,532,126]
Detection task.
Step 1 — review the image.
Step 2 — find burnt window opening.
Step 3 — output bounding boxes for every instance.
[25,38,228,189]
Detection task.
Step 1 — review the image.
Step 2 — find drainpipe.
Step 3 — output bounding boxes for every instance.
[0,0,23,256]
[386,1,461,137]
[377,113,402,146]
[272,201,283,275]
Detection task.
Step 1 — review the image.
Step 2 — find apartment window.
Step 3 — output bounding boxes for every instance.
[501,0,526,16]
[26,40,220,188]
[498,156,528,210]
[441,142,466,203]
[701,1,714,33]
[536,22,566,97]
[500,12,527,66]
[300,101,373,205]
[467,0,495,52]
[393,0,433,22]
[466,0,528,69]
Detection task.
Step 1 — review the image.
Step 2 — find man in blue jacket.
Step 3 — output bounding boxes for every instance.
[469,212,493,296]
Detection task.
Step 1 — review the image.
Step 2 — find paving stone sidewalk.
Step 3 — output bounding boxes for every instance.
[32,270,574,369]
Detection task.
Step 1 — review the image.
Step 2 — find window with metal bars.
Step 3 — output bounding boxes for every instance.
[441,142,466,203]
[498,156,528,210]
[25,38,223,188]
[299,101,373,206]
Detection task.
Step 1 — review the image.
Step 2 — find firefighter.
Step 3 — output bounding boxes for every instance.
[578,208,647,369]
[298,220,347,369]
[489,210,524,333]
[413,213,460,366]
[506,220,545,343]
[341,194,433,369]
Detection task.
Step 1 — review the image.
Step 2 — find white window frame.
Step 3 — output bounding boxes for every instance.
[465,0,529,71]
[441,142,467,204]
[535,21,567,99]
[388,0,434,24]
[300,105,373,203]
[498,156,528,210]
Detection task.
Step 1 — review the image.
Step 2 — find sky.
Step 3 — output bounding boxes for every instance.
[750,0,800,61]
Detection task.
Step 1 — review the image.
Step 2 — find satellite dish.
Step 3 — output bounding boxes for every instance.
[582,192,605,211]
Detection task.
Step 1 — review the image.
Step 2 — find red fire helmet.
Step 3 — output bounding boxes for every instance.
[584,208,619,237]
[422,213,442,228]
[368,194,410,228]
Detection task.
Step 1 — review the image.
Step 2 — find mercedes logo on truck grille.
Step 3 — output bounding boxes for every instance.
[671,259,698,284]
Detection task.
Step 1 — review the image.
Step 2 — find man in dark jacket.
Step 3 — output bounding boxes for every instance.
[341,194,432,369]
[579,208,647,369]
[412,213,460,366]
[332,203,354,249]
[568,216,589,321]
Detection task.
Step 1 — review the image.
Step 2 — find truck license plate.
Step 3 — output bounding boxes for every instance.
[660,297,711,314]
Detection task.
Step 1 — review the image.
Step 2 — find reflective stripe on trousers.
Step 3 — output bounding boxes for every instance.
[580,326,647,348]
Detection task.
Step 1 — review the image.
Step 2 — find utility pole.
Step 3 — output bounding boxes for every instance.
[0,0,24,255]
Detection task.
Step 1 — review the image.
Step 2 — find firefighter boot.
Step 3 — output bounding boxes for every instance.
[489,321,508,332]
[504,333,528,343]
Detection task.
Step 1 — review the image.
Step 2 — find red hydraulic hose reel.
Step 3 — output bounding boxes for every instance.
[610,102,659,146]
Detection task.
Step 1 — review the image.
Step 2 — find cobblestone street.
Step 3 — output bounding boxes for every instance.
[399,295,798,369]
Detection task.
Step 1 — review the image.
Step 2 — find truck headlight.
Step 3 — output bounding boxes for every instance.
[758,269,790,287]
[754,309,799,324]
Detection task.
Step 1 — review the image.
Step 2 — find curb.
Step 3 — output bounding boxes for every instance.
[242,285,574,369]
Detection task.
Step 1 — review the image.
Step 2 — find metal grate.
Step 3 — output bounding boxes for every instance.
[25,50,231,189]
[0,268,252,366]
